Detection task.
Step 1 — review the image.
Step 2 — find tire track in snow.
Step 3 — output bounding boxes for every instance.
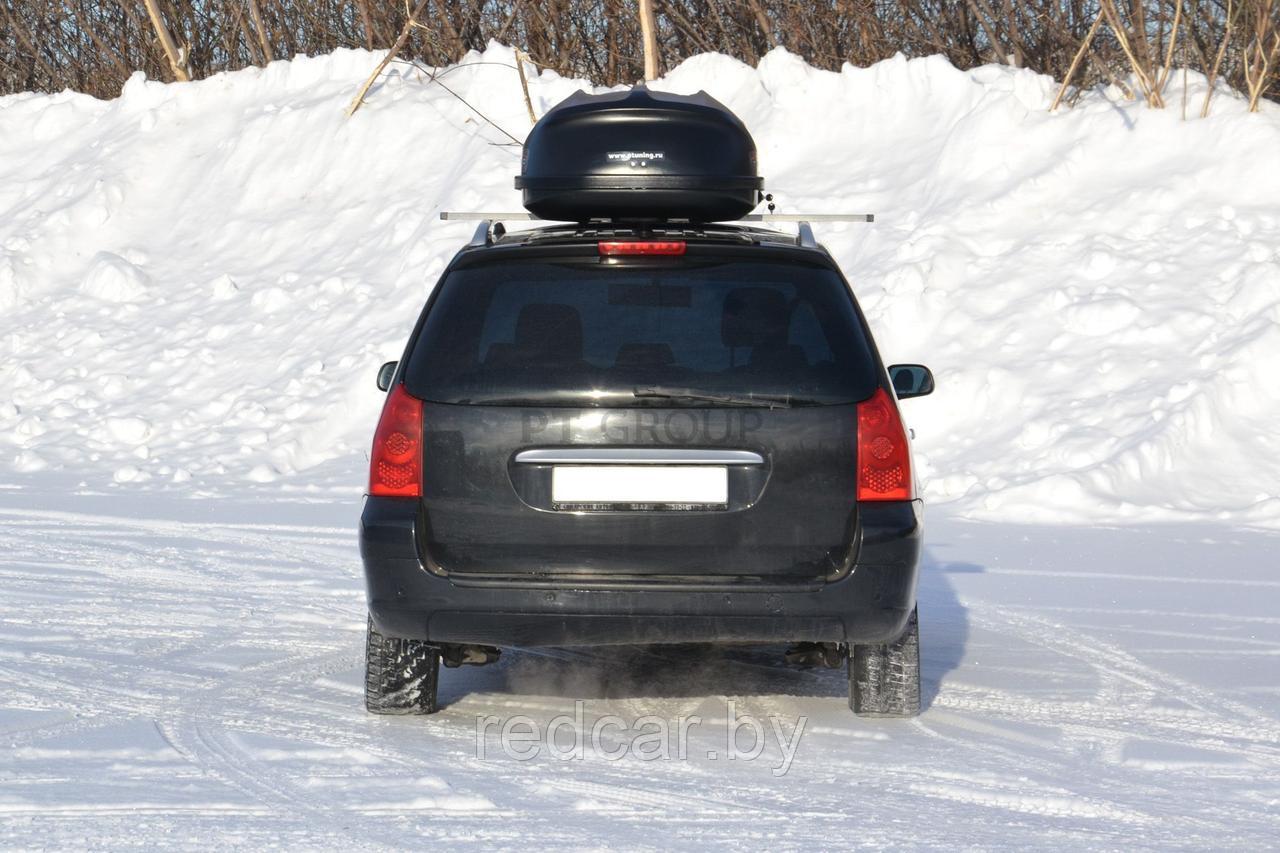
[977,605,1280,748]
[899,603,1280,834]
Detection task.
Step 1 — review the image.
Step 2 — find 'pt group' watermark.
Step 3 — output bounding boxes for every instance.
[476,700,808,777]
[522,409,764,444]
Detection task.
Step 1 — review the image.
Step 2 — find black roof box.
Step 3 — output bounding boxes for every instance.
[515,87,763,223]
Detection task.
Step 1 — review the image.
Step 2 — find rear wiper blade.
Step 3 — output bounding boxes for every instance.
[632,386,798,408]
[453,395,544,405]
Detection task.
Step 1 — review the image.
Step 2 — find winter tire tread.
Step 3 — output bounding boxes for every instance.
[849,607,921,717]
[364,616,441,715]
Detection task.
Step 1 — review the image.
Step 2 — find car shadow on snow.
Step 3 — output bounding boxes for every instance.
[435,549,974,712]
[917,547,979,710]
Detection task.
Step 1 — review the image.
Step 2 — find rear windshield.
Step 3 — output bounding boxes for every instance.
[404,258,878,407]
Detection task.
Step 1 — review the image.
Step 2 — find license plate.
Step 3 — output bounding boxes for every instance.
[551,465,728,506]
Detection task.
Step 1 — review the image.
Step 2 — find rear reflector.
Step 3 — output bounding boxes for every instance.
[368,384,423,497]
[856,387,914,502]
[598,241,687,256]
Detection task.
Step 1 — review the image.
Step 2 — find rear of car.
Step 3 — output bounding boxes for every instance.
[360,226,926,717]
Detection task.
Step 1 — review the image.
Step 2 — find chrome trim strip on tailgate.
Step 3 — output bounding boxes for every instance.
[514,448,764,465]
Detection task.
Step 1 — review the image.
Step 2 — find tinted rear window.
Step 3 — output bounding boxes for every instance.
[404,258,878,406]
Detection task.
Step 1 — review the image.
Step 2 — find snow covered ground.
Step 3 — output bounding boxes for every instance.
[2,45,1279,848]
[2,485,1278,848]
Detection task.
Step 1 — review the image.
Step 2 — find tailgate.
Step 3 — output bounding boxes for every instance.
[418,402,859,580]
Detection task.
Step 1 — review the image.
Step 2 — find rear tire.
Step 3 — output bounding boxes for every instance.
[365,617,440,715]
[849,607,920,717]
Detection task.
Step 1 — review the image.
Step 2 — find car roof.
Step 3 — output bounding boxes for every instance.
[460,221,826,254]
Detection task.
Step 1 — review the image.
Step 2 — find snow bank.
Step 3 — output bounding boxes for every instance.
[1,45,1278,527]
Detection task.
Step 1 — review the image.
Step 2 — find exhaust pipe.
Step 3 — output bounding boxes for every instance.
[784,642,845,669]
[440,644,502,668]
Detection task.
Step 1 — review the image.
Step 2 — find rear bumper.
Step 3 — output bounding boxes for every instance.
[360,498,921,646]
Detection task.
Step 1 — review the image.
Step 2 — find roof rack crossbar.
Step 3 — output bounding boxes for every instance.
[440,212,874,223]
[442,212,538,221]
[739,213,874,223]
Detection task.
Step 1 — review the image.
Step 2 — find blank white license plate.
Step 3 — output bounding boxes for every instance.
[552,465,728,505]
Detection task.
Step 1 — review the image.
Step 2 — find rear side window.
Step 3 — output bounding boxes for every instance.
[404,258,878,406]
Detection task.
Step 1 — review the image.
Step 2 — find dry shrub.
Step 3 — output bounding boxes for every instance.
[1,1,1276,109]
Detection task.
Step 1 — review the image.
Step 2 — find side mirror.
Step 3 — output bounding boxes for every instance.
[376,361,398,392]
[888,364,934,400]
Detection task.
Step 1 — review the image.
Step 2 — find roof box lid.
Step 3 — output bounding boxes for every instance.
[515,86,764,223]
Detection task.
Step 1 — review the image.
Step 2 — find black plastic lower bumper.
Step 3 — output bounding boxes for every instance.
[360,498,921,647]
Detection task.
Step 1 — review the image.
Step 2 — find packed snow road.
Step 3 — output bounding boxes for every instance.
[1,487,1277,849]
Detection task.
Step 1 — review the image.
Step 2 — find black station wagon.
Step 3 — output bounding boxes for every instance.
[359,87,934,718]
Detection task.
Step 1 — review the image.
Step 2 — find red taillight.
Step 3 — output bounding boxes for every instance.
[856,387,914,502]
[598,241,687,256]
[368,384,423,497]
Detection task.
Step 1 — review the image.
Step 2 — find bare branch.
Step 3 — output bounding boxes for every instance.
[141,0,191,82]
[1051,10,1105,111]
[346,0,431,117]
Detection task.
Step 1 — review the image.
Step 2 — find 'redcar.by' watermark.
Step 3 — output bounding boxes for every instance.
[475,700,808,777]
